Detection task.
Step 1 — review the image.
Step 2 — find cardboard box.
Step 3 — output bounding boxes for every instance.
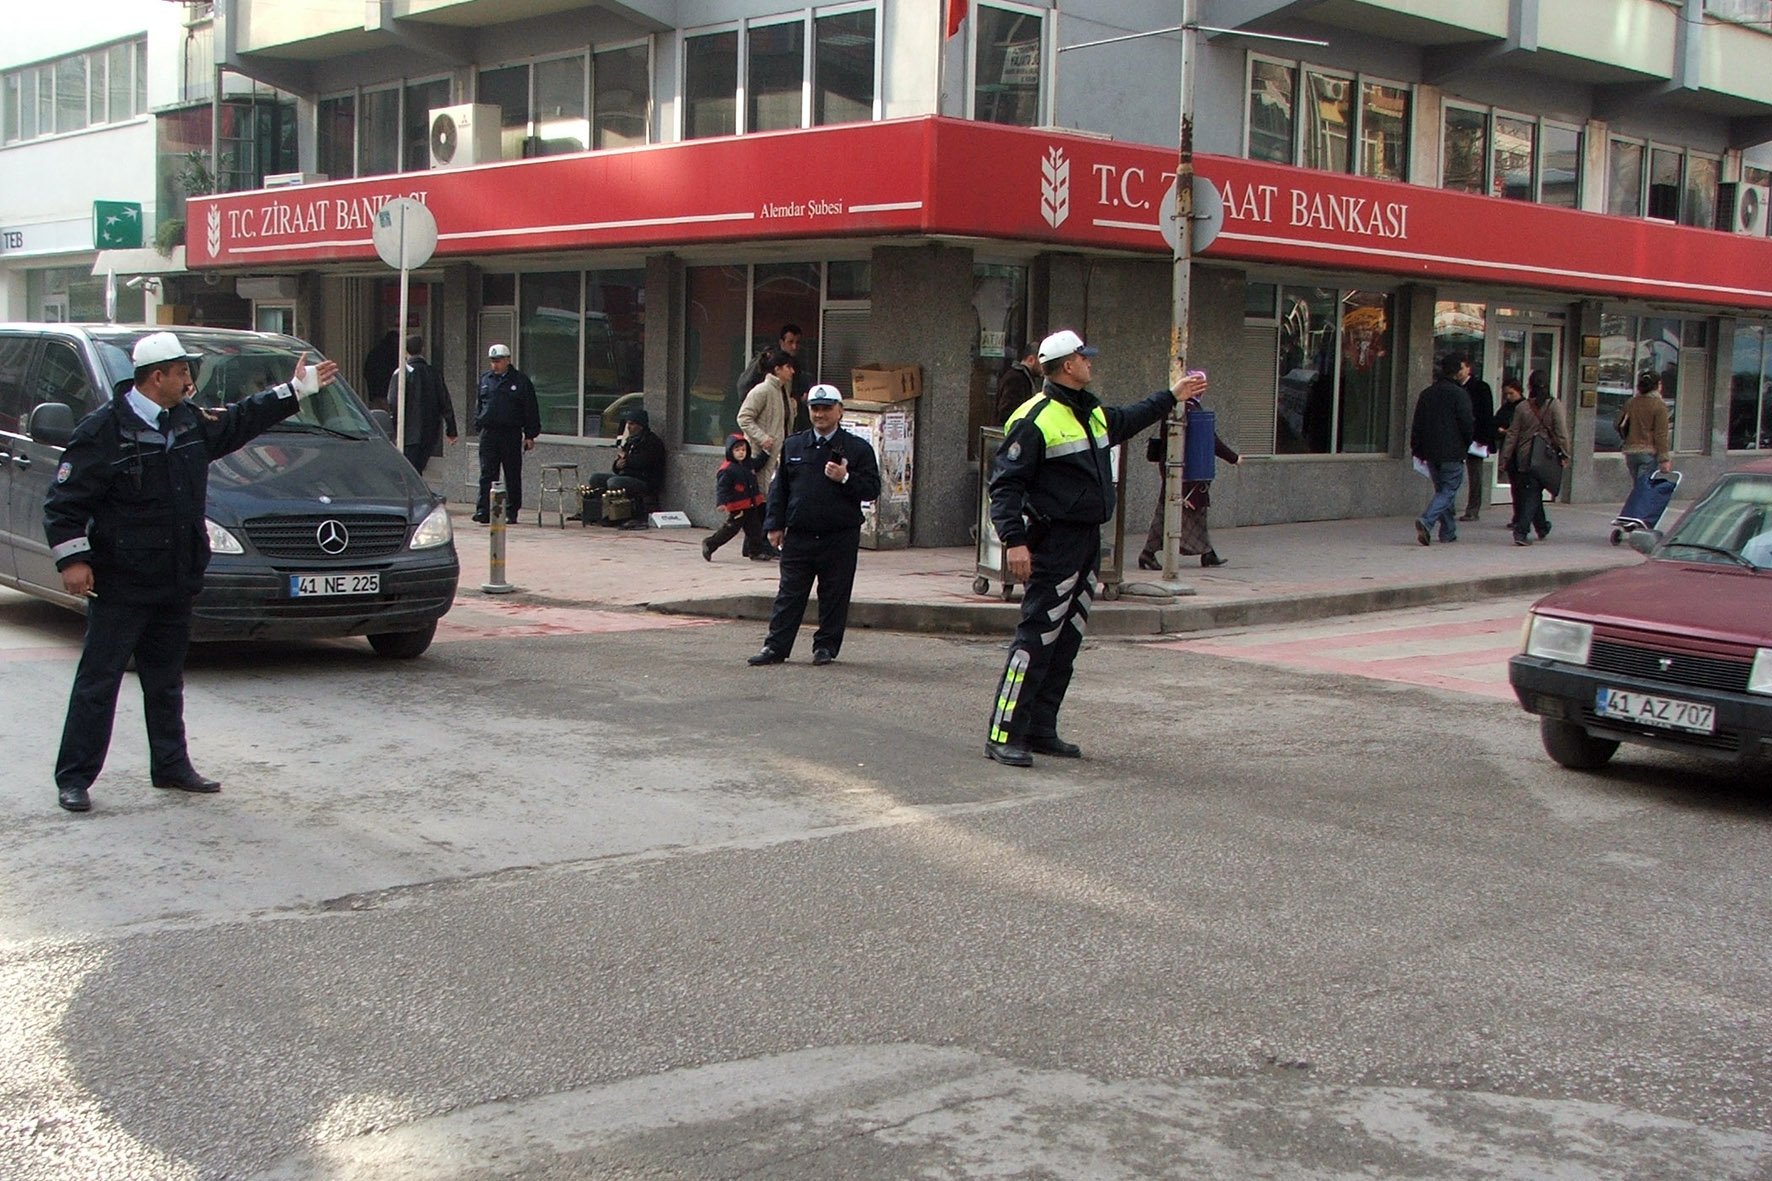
[850,363,923,403]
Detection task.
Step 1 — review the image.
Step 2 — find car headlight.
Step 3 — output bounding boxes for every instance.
[1751,649,1772,697]
[1524,614,1593,664]
[206,518,244,555]
[409,503,453,550]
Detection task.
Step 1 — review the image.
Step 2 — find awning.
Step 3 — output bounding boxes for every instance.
[90,246,186,277]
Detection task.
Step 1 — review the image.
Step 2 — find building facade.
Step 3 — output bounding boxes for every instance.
[9,0,1772,544]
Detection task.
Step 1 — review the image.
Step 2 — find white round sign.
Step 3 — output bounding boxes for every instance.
[1160,176,1225,256]
[371,197,438,271]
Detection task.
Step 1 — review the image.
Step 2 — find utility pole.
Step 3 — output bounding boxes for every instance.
[1160,0,1199,585]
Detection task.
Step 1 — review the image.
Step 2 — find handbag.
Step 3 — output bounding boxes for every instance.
[1524,433,1564,494]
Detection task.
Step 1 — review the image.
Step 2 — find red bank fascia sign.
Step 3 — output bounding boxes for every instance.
[187,115,1772,312]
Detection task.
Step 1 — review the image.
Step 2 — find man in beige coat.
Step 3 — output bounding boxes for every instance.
[737,349,798,489]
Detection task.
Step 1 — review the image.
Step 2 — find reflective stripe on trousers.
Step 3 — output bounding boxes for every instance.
[987,521,1098,746]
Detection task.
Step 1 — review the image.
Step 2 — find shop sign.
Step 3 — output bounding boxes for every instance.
[0,228,23,253]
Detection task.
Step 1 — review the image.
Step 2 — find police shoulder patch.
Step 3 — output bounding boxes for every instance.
[55,461,73,484]
[1006,441,1022,461]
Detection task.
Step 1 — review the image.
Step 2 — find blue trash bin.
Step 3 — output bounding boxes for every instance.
[1182,406,1216,482]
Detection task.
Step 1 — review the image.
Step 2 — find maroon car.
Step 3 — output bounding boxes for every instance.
[1509,458,1772,769]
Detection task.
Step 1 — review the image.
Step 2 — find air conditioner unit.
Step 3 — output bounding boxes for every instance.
[1717,181,1770,236]
[263,172,328,189]
[428,103,501,169]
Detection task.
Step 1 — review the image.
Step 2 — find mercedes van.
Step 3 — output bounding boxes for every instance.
[0,324,457,657]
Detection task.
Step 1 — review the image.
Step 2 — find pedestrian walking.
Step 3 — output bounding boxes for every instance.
[1136,396,1239,570]
[984,330,1207,767]
[735,323,813,432]
[1618,369,1673,486]
[746,384,882,667]
[1497,369,1570,546]
[44,332,340,813]
[703,433,770,561]
[472,343,540,524]
[387,334,457,474]
[1460,361,1496,522]
[1409,353,1476,546]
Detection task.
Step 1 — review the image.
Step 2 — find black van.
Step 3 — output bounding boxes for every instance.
[0,324,458,657]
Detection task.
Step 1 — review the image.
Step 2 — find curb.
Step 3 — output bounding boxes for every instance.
[646,565,1609,638]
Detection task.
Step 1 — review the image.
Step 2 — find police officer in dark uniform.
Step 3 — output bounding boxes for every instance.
[473,342,541,524]
[984,330,1208,767]
[746,384,882,667]
[44,331,340,812]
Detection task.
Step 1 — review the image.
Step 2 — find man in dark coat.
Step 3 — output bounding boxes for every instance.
[473,343,541,524]
[1410,352,1477,546]
[586,406,667,530]
[1460,363,1496,522]
[993,343,1040,425]
[362,330,400,412]
[386,334,457,474]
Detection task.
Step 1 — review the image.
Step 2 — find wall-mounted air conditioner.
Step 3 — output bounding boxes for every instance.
[1717,181,1770,236]
[428,103,501,169]
[264,172,328,189]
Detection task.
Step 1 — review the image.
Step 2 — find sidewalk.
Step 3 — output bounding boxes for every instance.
[451,500,1642,637]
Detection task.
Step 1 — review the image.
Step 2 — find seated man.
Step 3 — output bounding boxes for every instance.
[586,406,666,530]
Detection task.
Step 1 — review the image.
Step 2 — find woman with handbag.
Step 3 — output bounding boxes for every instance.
[1496,369,1570,547]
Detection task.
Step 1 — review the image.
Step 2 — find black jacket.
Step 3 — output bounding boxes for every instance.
[989,381,1175,549]
[611,427,667,495]
[44,385,302,604]
[387,357,457,454]
[1409,377,1475,465]
[475,367,541,437]
[1465,376,1496,449]
[993,362,1039,425]
[763,426,882,535]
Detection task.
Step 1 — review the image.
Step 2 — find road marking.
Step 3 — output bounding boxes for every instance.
[437,602,720,642]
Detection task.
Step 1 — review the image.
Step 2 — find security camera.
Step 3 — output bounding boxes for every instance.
[124,276,161,293]
[125,276,145,289]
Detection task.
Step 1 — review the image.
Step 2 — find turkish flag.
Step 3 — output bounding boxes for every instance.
[946,0,967,38]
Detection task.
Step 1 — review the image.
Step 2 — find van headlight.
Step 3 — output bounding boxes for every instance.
[206,518,244,554]
[1751,649,1772,697]
[409,503,453,550]
[1523,614,1593,665]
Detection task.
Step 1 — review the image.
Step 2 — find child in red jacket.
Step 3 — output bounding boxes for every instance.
[701,433,771,561]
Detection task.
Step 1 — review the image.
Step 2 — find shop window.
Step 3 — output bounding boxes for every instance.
[594,43,651,147]
[683,266,750,445]
[751,261,822,401]
[359,87,401,177]
[973,3,1044,127]
[1433,302,1489,385]
[1730,322,1772,451]
[1596,313,1708,453]
[513,270,646,439]
[584,271,647,437]
[1271,286,1393,456]
[1246,59,1294,163]
[749,20,806,132]
[814,9,876,126]
[317,95,355,181]
[684,29,739,138]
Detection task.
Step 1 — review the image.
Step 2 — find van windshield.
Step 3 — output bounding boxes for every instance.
[92,329,376,439]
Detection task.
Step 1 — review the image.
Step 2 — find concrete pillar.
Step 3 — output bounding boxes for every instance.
[868,243,975,546]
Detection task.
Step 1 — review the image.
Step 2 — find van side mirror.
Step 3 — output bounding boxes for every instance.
[1626,529,1659,556]
[368,408,394,439]
[27,402,76,447]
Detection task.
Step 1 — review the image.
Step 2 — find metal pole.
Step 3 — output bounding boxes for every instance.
[1161,2,1198,584]
[482,482,515,593]
[394,203,411,461]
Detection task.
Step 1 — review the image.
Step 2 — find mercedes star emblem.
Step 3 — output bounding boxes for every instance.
[316,519,349,555]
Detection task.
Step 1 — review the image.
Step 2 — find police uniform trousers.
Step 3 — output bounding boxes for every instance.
[56,595,196,791]
[763,526,861,658]
[476,426,526,520]
[989,520,1099,747]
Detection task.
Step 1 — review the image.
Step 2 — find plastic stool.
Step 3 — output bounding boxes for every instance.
[536,463,579,528]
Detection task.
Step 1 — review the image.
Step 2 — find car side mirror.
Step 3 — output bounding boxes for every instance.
[27,402,76,447]
[368,408,394,439]
[1626,529,1659,556]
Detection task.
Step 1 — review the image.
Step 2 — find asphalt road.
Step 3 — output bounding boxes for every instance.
[3,590,1770,1180]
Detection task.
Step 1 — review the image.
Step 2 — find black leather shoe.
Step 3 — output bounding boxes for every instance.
[153,772,222,793]
[471,513,490,524]
[58,785,91,812]
[812,649,835,666]
[1136,552,1161,571]
[1027,735,1082,758]
[747,647,785,666]
[1200,551,1227,568]
[985,741,1033,767]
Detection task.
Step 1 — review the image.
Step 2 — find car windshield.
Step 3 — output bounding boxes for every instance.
[91,329,375,438]
[1657,473,1772,570]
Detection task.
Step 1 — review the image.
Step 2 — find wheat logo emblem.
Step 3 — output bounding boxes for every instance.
[206,206,222,257]
[1040,147,1070,229]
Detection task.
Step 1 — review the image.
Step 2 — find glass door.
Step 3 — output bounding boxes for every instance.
[1491,320,1562,498]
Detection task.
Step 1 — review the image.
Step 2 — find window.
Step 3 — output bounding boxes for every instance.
[594,43,651,147]
[317,95,355,180]
[1649,145,1683,220]
[480,55,598,161]
[1730,322,1772,451]
[1684,153,1721,229]
[359,87,401,176]
[1707,0,1772,27]
[1248,56,1410,180]
[1596,313,1709,452]
[814,9,875,126]
[684,29,738,139]
[1268,284,1394,455]
[1613,140,1722,226]
[1442,104,1580,204]
[1607,139,1644,217]
[973,2,1043,127]
[403,78,450,172]
[749,20,805,132]
[2,38,145,144]
[511,270,646,438]
[681,261,832,446]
